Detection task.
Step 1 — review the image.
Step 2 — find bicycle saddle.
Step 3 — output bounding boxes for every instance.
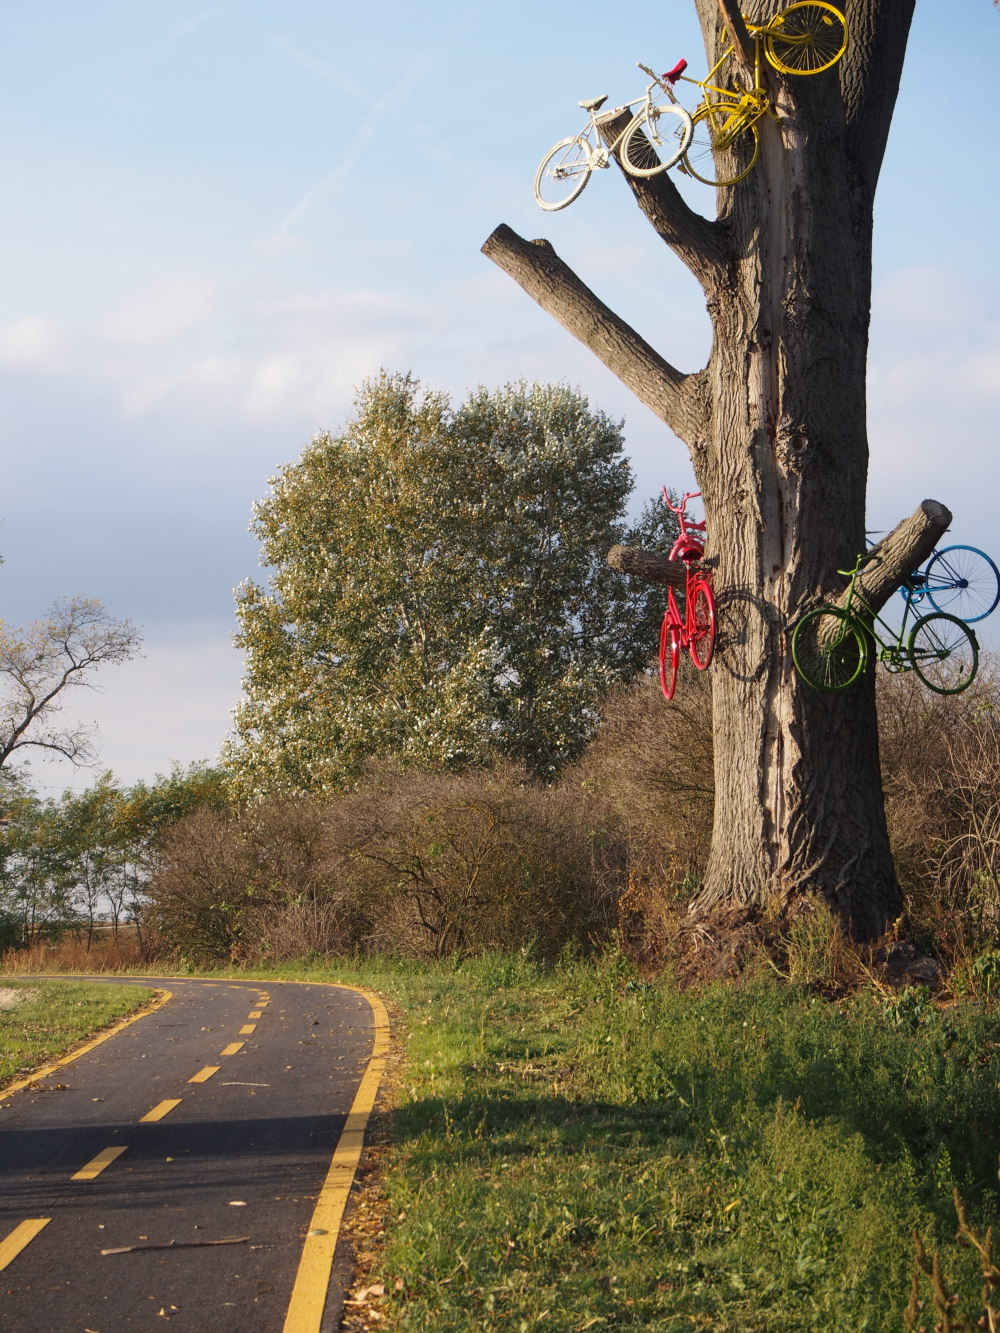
[578,94,608,112]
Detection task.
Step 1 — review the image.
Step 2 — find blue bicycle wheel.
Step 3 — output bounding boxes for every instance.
[923,546,1000,623]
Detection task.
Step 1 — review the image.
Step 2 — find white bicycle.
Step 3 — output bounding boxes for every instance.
[533,60,693,211]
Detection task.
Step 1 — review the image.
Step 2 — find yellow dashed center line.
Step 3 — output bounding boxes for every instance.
[0,1218,50,1271]
[139,1098,182,1123]
[239,1023,257,1035]
[248,1010,263,1020]
[72,1146,128,1181]
[220,1041,245,1057]
[256,999,270,1007]
[188,1066,220,1084]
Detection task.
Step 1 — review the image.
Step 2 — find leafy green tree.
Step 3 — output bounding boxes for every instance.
[227,373,676,794]
[0,764,229,953]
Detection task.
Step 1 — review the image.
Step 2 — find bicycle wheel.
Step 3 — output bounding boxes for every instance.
[533,135,593,211]
[907,613,979,695]
[791,607,867,691]
[688,580,717,670]
[681,101,760,187]
[620,102,693,177]
[659,612,681,701]
[764,2,848,76]
[923,546,1000,623]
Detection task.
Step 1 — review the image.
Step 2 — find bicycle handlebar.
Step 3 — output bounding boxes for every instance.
[662,487,701,516]
[637,59,686,95]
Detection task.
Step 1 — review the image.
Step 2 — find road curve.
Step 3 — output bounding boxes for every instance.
[0,975,388,1333]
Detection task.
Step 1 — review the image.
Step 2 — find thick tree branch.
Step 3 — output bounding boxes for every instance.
[716,0,754,69]
[834,500,952,619]
[482,224,710,443]
[606,545,689,588]
[595,108,726,286]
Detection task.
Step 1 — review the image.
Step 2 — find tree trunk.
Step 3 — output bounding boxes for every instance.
[485,0,919,938]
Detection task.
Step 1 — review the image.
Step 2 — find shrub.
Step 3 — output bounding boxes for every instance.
[144,768,625,963]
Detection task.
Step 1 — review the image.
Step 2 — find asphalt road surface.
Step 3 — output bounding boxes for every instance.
[0,976,384,1333]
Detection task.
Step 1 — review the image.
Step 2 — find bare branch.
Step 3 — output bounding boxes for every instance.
[0,597,142,773]
[607,545,689,588]
[482,224,711,444]
[595,108,726,286]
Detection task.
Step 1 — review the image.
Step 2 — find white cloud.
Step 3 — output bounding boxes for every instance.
[96,276,222,348]
[0,316,70,372]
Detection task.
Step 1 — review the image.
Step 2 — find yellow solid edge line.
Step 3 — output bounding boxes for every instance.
[139,1098,182,1123]
[220,1041,245,1057]
[0,1218,51,1271]
[188,1066,221,1084]
[282,987,390,1333]
[71,1145,128,1181]
[0,988,174,1100]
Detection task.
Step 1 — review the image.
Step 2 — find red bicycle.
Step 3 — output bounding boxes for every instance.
[659,489,716,700]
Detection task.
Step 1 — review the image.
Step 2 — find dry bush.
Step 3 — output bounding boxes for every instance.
[879,657,1000,958]
[568,666,714,889]
[147,797,374,964]
[323,765,624,960]
[145,769,624,963]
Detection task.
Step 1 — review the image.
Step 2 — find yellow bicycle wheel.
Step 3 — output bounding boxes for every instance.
[681,101,760,187]
[764,2,848,76]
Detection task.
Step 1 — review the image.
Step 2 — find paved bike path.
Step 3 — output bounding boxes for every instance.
[0,975,383,1333]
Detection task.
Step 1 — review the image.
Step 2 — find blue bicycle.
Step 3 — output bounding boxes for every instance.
[904,545,1000,624]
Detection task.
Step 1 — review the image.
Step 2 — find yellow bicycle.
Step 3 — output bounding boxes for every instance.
[674,2,848,187]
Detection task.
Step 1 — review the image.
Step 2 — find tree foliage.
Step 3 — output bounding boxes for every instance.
[0,764,229,951]
[227,373,676,794]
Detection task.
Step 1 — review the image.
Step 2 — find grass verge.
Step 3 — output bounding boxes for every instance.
[0,978,155,1087]
[238,953,1000,1332]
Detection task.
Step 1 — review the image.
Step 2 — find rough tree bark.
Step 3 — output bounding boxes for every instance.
[484,0,925,937]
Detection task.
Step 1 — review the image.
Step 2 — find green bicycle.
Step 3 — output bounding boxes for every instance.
[791,552,980,695]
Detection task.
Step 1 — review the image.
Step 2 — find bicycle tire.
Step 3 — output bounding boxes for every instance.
[907,613,979,695]
[688,580,717,670]
[923,545,1000,624]
[533,135,593,211]
[763,2,848,76]
[681,101,760,187]
[659,612,682,701]
[620,102,693,178]
[791,607,867,691]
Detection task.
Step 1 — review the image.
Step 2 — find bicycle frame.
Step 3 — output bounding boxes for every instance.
[580,73,684,167]
[837,553,921,666]
[659,490,716,699]
[674,23,772,136]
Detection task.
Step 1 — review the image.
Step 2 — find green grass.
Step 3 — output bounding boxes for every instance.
[243,952,1000,1332]
[0,979,155,1086]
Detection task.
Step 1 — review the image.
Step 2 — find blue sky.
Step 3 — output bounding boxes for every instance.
[1,1,997,792]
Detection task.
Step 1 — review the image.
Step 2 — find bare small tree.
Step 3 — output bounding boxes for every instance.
[0,596,141,774]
